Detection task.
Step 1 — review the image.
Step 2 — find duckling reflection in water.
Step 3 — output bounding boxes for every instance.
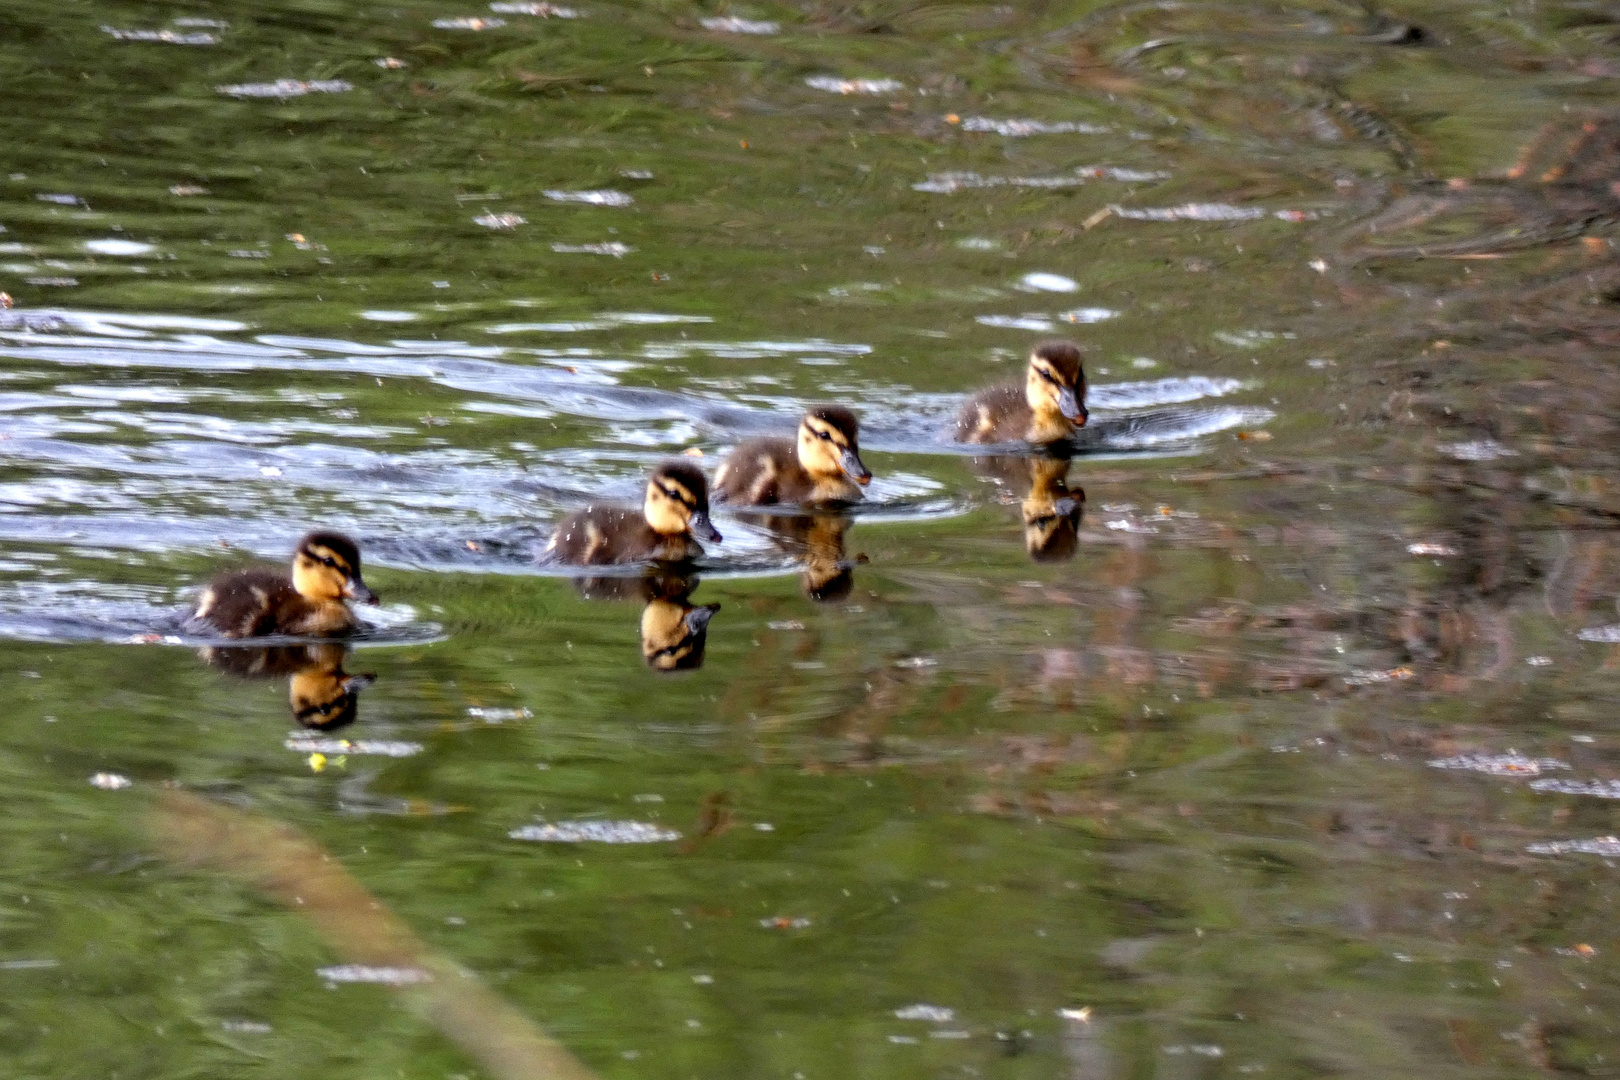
[956,340,1088,446]
[749,512,865,601]
[572,572,721,671]
[974,456,1085,563]
[714,406,872,506]
[198,642,375,731]
[542,460,720,565]
[191,531,378,638]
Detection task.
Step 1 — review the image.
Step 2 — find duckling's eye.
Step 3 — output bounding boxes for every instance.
[1037,368,1060,385]
[659,484,693,508]
[816,429,832,441]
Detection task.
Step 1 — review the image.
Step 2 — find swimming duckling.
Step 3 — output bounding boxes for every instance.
[192,532,378,638]
[714,406,872,505]
[955,340,1089,445]
[543,460,721,565]
[199,642,374,731]
[640,575,721,672]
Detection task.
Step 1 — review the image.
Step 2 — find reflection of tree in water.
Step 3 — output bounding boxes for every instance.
[574,571,719,671]
[198,642,374,731]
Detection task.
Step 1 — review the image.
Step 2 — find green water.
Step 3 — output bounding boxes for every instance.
[5,0,1620,1076]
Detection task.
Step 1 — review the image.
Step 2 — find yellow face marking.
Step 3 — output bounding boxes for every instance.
[644,478,694,535]
[797,420,849,478]
[194,587,217,619]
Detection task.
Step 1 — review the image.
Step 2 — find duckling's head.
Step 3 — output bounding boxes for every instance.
[291,531,379,606]
[796,406,872,486]
[641,597,720,671]
[1023,340,1088,427]
[644,461,722,543]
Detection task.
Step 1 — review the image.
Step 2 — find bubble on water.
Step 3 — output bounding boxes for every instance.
[804,76,903,94]
[1020,272,1078,293]
[551,242,634,256]
[895,1004,955,1022]
[509,820,681,843]
[958,117,1110,136]
[543,189,633,207]
[433,16,506,29]
[85,239,156,256]
[101,25,219,44]
[701,16,778,33]
[1428,752,1569,777]
[89,772,132,790]
[216,80,352,99]
[473,212,525,229]
[317,965,431,985]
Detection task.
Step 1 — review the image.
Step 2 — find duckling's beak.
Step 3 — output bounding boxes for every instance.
[684,603,720,634]
[1058,386,1088,426]
[688,510,722,544]
[840,447,873,486]
[342,578,380,605]
[341,672,377,693]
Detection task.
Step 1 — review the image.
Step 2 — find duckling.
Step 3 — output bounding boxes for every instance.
[640,575,721,672]
[199,642,374,731]
[714,406,872,505]
[192,532,378,638]
[542,460,721,565]
[955,340,1089,445]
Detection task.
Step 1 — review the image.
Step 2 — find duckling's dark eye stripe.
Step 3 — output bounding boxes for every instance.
[658,484,695,509]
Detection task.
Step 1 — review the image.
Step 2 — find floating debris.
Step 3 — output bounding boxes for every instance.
[473,212,525,229]
[1438,439,1517,462]
[1577,625,1620,643]
[1526,655,1553,666]
[1344,666,1415,685]
[433,16,506,29]
[760,916,813,929]
[316,964,432,985]
[542,189,633,207]
[1428,752,1569,777]
[466,706,532,722]
[767,620,804,631]
[1526,836,1620,857]
[85,239,155,256]
[959,117,1109,136]
[25,277,77,287]
[509,820,680,843]
[1555,943,1598,957]
[1057,1007,1093,1022]
[216,79,353,99]
[491,1,580,15]
[894,656,938,669]
[220,1020,272,1034]
[1529,778,1620,798]
[700,16,778,33]
[101,25,219,44]
[89,772,132,790]
[375,56,408,68]
[804,76,904,94]
[619,168,653,179]
[1164,1045,1224,1058]
[915,172,1079,193]
[895,1004,955,1022]
[976,315,1057,332]
[284,736,423,757]
[35,193,81,205]
[551,242,634,256]
[169,183,208,196]
[1407,541,1458,556]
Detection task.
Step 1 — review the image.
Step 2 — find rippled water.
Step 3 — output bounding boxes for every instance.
[6,0,1620,1076]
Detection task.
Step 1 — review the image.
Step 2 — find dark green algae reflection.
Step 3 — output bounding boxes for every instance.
[7,0,1620,1076]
